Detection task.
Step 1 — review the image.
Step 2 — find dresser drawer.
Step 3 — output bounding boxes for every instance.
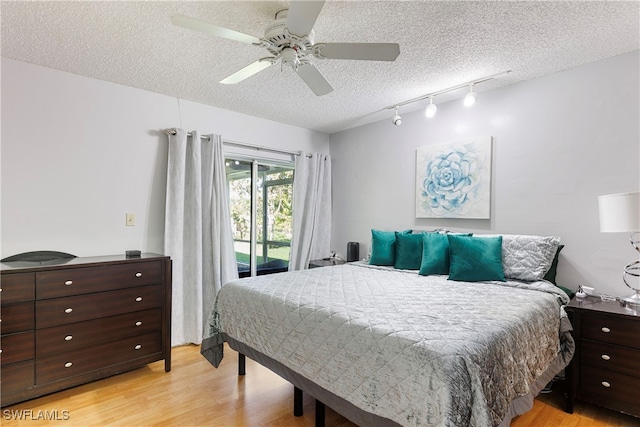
[0,272,35,304]
[36,261,162,299]
[580,364,640,415]
[1,360,35,395]
[581,339,640,378]
[36,308,162,356]
[1,302,34,334]
[36,331,161,385]
[36,285,162,329]
[1,331,34,365]
[581,312,640,350]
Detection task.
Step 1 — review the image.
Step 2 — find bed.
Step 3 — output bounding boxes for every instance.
[201,233,575,427]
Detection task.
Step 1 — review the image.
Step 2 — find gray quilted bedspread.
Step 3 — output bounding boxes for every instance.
[201,262,572,427]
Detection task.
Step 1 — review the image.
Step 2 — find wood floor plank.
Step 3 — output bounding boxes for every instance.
[2,344,638,426]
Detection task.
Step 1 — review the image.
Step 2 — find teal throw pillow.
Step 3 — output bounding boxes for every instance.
[419,232,450,276]
[543,245,564,284]
[448,235,505,282]
[369,229,410,266]
[394,232,424,270]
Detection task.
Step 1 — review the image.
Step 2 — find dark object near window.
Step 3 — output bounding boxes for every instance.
[1,251,77,263]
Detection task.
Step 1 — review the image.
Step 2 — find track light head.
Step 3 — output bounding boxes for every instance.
[425,97,437,118]
[464,84,477,107]
[392,108,402,126]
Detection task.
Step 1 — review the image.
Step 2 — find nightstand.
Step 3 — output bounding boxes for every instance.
[308,259,346,269]
[565,296,640,418]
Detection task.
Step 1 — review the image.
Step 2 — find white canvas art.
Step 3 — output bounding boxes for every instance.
[416,136,492,219]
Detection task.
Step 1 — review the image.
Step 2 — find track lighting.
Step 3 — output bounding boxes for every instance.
[425,96,437,118]
[392,108,402,126]
[464,84,477,107]
[385,70,511,126]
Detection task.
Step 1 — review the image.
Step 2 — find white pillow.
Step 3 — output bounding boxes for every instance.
[495,234,561,281]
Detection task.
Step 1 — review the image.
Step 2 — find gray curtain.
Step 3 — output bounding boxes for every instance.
[164,129,238,346]
[289,153,332,270]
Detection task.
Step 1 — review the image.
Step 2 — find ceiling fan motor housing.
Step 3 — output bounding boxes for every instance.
[263,9,314,57]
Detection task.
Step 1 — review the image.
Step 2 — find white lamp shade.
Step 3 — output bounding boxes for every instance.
[598,192,640,232]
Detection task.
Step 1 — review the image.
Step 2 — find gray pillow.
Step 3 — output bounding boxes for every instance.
[498,234,561,281]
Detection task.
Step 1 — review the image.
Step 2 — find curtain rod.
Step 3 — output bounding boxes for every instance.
[163,128,302,157]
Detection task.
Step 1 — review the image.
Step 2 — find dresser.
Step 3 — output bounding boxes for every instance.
[565,296,640,418]
[1,253,171,407]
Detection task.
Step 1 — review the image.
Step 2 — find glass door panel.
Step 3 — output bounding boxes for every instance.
[226,158,293,277]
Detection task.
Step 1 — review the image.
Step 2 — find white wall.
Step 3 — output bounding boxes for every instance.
[1,58,330,258]
[330,50,640,297]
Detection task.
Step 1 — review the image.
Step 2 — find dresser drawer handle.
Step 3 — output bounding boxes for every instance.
[65,280,73,286]
[0,349,3,354]
[135,321,143,326]
[601,354,611,361]
[135,297,143,302]
[134,344,142,350]
[64,308,73,314]
[64,362,73,368]
[135,272,143,278]
[601,381,611,388]
[601,327,611,333]
[65,335,73,341]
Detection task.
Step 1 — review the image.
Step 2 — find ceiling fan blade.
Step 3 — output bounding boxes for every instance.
[286,1,325,37]
[220,60,274,84]
[296,62,333,96]
[314,43,400,61]
[171,14,261,45]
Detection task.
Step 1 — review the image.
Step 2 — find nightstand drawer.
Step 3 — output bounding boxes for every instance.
[1,331,34,365]
[580,364,640,415]
[581,312,640,350]
[1,302,34,334]
[36,308,162,356]
[581,339,640,378]
[36,261,162,300]
[36,331,161,385]
[0,272,35,304]
[36,285,162,329]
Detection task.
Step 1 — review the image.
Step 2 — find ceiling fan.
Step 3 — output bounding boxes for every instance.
[171,1,400,96]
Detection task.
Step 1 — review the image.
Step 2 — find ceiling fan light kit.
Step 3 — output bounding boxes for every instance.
[171,1,400,96]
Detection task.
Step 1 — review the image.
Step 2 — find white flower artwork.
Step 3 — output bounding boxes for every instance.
[416,136,492,219]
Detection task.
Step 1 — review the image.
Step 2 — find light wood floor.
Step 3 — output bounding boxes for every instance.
[2,344,638,426]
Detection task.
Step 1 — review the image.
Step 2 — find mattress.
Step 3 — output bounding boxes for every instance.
[201,262,574,427]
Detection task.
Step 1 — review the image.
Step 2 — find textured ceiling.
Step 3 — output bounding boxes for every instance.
[1,1,638,134]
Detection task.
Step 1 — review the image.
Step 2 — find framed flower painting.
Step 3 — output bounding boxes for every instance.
[416,136,492,219]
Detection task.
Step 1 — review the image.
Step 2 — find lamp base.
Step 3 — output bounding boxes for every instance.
[622,292,640,305]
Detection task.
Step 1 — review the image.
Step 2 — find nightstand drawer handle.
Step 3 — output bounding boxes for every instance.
[65,335,73,341]
[601,327,611,333]
[64,362,73,368]
[134,344,142,350]
[135,296,143,302]
[135,321,142,326]
[601,381,611,388]
[64,308,73,314]
[601,354,611,361]
[135,272,143,278]
[65,280,73,286]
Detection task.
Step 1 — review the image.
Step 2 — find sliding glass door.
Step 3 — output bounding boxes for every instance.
[226,157,294,277]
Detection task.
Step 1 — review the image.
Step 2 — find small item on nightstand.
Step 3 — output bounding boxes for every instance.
[126,250,141,258]
[575,285,587,298]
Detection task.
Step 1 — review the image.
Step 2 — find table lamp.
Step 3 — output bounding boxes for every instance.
[598,191,640,304]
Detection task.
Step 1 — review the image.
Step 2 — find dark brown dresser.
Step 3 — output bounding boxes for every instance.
[565,295,640,418]
[0,253,171,407]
